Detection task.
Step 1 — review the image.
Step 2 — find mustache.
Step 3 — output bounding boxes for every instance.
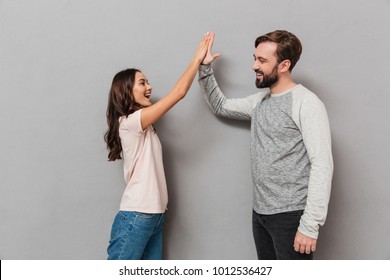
[255,69,264,75]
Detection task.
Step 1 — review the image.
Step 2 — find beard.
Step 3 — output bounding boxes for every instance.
[255,64,279,88]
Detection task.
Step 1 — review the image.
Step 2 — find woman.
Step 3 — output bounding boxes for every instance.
[104,33,211,260]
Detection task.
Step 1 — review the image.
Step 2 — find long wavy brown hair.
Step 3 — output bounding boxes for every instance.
[104,68,140,161]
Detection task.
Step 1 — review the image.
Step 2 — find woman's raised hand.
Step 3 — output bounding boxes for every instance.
[194,32,213,63]
[200,32,221,65]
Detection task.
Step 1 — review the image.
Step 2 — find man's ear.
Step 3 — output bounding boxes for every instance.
[279,60,291,73]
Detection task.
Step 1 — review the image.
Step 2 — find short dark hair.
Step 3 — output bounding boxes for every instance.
[255,30,302,71]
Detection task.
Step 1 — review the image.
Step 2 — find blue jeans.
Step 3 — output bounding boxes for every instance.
[252,209,313,260]
[107,211,165,260]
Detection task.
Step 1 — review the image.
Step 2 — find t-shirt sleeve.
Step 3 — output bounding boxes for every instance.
[120,110,145,135]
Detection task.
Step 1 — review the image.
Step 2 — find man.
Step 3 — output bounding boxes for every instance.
[198,30,333,260]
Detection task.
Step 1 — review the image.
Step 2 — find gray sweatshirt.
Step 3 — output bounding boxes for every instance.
[198,64,333,239]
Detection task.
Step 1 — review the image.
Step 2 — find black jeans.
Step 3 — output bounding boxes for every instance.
[252,209,313,260]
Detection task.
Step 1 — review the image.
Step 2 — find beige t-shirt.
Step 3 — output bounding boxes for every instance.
[118,109,168,213]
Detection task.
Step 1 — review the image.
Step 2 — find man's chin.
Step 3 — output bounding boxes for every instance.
[256,80,265,88]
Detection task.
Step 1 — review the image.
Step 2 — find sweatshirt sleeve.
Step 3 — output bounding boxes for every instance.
[293,89,334,239]
[198,64,265,120]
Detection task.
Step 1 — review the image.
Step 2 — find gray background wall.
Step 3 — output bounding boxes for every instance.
[1,0,389,260]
